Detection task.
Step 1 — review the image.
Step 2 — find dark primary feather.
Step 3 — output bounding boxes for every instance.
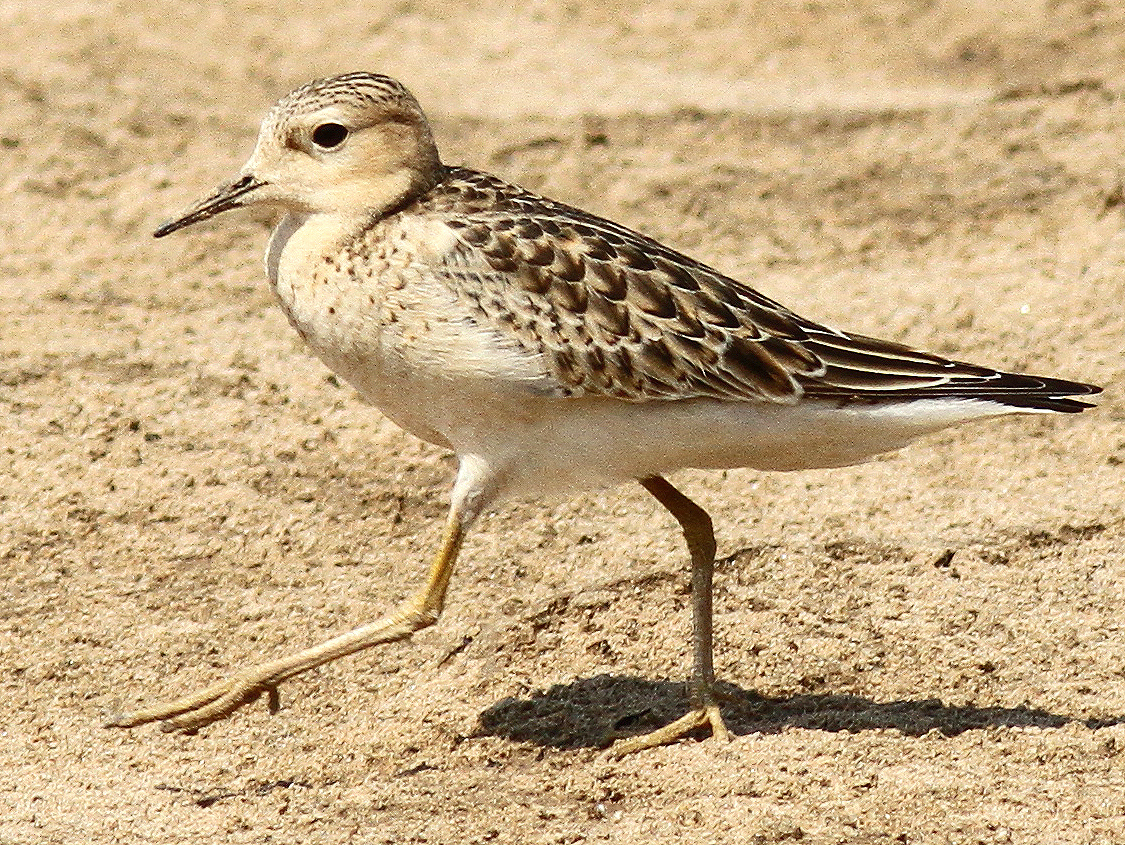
[418,166,1100,412]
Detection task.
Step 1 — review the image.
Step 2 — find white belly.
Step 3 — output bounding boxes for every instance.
[417,392,1026,500]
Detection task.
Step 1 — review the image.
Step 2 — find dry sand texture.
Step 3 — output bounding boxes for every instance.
[3,1,1125,843]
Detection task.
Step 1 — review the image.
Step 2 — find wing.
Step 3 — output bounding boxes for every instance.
[422,167,1099,411]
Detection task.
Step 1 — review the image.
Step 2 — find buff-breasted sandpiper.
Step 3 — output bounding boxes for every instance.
[109,72,1101,754]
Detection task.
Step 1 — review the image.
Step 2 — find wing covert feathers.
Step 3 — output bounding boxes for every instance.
[413,167,1100,412]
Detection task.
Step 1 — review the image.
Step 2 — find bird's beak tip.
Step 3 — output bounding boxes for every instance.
[153,174,266,238]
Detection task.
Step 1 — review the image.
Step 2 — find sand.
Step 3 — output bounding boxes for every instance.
[3,1,1125,842]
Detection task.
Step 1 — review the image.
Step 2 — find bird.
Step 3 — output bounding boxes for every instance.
[108,72,1100,754]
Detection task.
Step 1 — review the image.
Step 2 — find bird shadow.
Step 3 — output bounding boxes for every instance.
[476,674,1124,750]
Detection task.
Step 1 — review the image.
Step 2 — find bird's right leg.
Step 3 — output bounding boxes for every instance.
[107,455,498,733]
[611,474,731,755]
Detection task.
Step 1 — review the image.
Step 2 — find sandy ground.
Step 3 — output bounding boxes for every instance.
[3,1,1125,843]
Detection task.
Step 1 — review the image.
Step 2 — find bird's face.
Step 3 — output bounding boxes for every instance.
[155,73,441,238]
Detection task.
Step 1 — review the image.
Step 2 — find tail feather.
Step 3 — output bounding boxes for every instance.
[799,328,1102,413]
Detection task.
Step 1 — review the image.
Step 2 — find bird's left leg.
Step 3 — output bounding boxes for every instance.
[611,474,731,755]
[107,455,498,733]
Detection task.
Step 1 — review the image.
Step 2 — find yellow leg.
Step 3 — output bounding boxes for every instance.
[611,475,731,756]
[108,464,482,732]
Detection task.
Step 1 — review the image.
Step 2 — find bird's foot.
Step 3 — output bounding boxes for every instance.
[106,668,283,732]
[610,700,731,756]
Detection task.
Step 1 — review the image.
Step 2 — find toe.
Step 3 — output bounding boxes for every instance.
[611,705,731,756]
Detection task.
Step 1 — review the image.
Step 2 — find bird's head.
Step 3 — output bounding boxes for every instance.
[155,72,441,237]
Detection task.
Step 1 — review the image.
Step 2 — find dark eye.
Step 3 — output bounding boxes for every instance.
[311,122,348,149]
